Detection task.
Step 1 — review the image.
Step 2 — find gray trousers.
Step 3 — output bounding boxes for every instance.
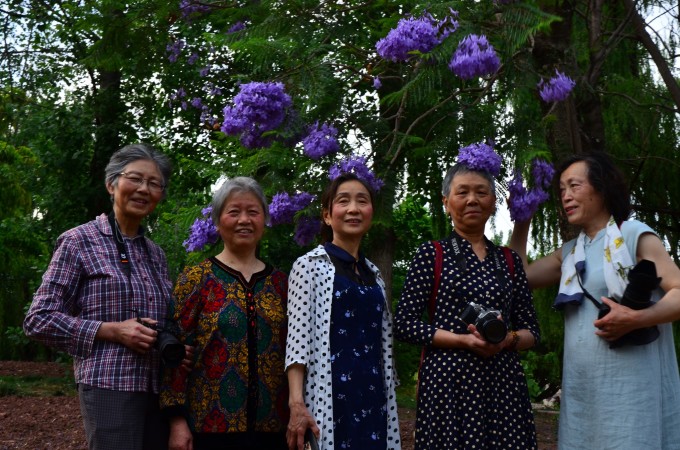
[78,384,168,450]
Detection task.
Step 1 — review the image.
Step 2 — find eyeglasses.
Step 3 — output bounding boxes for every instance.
[119,172,165,193]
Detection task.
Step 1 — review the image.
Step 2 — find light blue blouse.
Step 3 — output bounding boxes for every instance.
[559,220,680,450]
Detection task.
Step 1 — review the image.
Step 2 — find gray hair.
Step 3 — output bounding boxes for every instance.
[105,143,172,197]
[211,176,270,225]
[442,164,496,197]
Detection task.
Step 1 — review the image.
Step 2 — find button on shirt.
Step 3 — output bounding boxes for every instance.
[24,214,173,393]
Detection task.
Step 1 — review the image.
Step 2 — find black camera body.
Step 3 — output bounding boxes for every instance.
[598,259,661,348]
[460,302,507,344]
[139,319,185,368]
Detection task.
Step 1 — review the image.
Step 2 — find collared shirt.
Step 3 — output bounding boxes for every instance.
[24,214,172,393]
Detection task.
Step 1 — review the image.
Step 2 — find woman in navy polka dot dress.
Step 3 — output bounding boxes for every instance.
[285,173,401,450]
[394,162,540,450]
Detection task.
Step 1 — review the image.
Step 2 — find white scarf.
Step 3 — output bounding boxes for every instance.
[554,217,633,309]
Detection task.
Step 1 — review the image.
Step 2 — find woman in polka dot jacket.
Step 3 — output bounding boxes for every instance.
[285,173,401,450]
[394,163,541,449]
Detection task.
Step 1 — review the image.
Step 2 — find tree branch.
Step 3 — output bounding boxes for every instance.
[622,0,680,111]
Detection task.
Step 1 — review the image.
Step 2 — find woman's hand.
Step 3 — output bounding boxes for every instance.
[96,318,158,354]
[464,324,504,358]
[180,345,194,372]
[168,416,193,450]
[593,297,640,341]
[287,402,319,450]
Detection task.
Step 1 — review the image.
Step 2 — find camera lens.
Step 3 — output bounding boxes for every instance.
[157,331,185,368]
[481,319,507,344]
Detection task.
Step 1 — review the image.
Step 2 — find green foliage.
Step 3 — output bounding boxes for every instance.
[520,349,561,402]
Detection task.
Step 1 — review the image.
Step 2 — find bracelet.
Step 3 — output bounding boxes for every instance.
[509,330,520,351]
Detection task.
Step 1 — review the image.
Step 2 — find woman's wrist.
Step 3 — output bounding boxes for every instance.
[506,330,520,351]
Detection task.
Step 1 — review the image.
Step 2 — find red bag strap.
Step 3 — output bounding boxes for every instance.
[501,246,514,279]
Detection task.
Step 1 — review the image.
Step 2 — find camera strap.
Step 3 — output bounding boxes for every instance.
[575,270,610,313]
[108,212,132,279]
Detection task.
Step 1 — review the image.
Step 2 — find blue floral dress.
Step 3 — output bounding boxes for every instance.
[325,242,387,450]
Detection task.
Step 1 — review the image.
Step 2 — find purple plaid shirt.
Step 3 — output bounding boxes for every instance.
[24,214,173,393]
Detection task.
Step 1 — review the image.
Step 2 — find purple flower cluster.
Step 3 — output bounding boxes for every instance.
[227,21,246,34]
[179,0,211,22]
[329,155,385,192]
[269,192,316,226]
[221,81,292,149]
[538,70,576,103]
[183,206,220,252]
[457,141,502,177]
[302,122,340,160]
[166,39,185,63]
[507,159,555,222]
[531,158,555,190]
[294,216,321,246]
[448,34,501,80]
[376,10,458,62]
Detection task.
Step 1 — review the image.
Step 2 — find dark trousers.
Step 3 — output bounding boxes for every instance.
[78,384,169,450]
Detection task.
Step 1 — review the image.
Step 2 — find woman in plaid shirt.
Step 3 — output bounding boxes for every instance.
[24,143,174,450]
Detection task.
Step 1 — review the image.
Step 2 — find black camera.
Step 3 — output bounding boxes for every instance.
[598,259,661,348]
[460,302,507,344]
[139,319,185,368]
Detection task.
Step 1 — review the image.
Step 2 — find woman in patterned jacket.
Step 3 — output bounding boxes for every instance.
[160,177,288,450]
[285,173,401,450]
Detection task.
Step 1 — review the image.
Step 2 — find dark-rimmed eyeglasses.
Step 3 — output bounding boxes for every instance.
[119,172,165,193]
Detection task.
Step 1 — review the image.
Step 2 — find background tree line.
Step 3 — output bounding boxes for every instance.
[1,0,679,400]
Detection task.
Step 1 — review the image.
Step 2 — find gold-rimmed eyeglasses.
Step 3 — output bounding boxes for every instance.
[119,172,165,193]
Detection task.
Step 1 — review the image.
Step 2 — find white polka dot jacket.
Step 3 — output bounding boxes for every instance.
[285,245,402,450]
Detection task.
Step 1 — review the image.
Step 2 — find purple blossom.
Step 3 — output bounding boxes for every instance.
[166,39,185,63]
[538,70,576,103]
[200,109,217,126]
[269,192,316,226]
[187,52,199,65]
[179,0,211,21]
[227,21,246,34]
[220,81,293,149]
[199,66,211,77]
[531,159,555,190]
[449,34,501,80]
[507,170,551,222]
[294,216,321,246]
[183,206,219,252]
[329,155,384,192]
[457,141,502,177]
[302,122,340,160]
[191,97,203,109]
[376,11,458,62]
[373,77,382,89]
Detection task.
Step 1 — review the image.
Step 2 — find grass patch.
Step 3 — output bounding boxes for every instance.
[396,382,417,410]
[0,374,77,397]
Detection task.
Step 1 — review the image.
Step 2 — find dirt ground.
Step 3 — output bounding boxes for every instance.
[0,361,557,450]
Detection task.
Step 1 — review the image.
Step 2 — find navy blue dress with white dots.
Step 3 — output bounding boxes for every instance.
[325,242,387,450]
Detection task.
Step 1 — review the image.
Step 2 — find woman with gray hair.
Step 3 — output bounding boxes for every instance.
[394,153,540,449]
[160,177,289,450]
[24,143,175,450]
